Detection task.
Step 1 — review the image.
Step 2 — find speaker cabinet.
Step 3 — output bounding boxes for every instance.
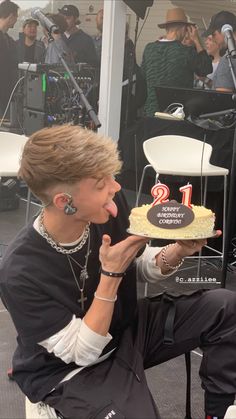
[23,109,45,135]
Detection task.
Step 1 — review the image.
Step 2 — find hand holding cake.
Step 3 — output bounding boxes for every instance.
[154,230,221,275]
[175,229,222,257]
[129,182,221,274]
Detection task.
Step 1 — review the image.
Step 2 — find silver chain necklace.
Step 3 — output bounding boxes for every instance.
[38,210,90,255]
[67,230,91,310]
[38,210,91,309]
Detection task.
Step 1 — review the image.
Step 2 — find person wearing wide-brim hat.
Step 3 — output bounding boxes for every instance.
[158,7,195,29]
[141,7,213,116]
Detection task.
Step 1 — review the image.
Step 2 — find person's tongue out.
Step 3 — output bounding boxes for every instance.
[104,200,118,217]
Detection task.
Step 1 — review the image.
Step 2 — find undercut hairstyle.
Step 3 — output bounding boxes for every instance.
[19,125,122,203]
[0,0,19,18]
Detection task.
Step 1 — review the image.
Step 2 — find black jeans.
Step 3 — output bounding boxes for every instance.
[44,289,236,419]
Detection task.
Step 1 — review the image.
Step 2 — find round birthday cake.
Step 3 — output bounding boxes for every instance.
[128,204,215,239]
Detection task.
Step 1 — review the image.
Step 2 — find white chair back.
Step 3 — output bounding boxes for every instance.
[0,132,28,177]
[143,135,228,176]
[224,405,236,418]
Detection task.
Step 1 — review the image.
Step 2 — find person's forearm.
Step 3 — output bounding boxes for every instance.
[39,315,112,366]
[85,233,148,336]
[83,274,122,336]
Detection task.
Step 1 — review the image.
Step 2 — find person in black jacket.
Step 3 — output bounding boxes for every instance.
[0,0,19,117]
[58,4,97,66]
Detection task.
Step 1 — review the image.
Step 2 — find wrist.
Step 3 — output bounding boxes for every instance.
[100,268,125,278]
[161,244,184,271]
[99,274,122,297]
[94,292,117,303]
[174,242,187,259]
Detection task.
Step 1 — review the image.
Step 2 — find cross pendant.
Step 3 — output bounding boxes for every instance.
[77,291,88,311]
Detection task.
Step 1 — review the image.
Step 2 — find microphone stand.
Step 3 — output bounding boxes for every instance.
[227,53,236,88]
[48,32,101,129]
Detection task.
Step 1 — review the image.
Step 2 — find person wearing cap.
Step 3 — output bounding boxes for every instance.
[16,18,45,64]
[58,4,98,66]
[141,7,212,116]
[202,11,236,92]
[0,0,19,117]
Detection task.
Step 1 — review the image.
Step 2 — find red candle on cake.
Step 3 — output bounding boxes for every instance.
[151,183,170,206]
[179,183,192,208]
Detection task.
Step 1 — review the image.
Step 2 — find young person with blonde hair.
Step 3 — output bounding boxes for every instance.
[1,125,236,419]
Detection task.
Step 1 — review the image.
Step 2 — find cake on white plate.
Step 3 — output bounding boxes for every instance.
[128,204,215,240]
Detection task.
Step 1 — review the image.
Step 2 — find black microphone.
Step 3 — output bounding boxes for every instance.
[31,7,59,34]
[221,24,236,58]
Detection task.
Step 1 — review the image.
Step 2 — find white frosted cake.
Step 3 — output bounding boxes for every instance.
[129,204,215,239]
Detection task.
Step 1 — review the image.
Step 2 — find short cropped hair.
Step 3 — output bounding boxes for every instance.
[19,125,122,203]
[0,0,19,18]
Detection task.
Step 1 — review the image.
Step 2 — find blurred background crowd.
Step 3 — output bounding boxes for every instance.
[1,0,236,130]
